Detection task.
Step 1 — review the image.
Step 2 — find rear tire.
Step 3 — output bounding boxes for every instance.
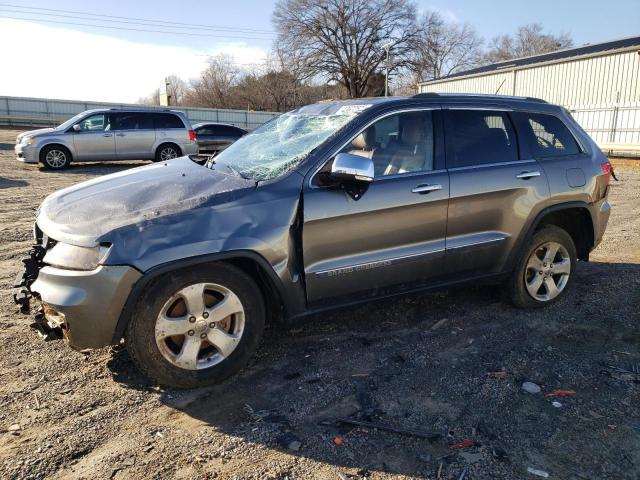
[125,263,265,388]
[155,143,181,162]
[506,225,577,308]
[40,145,71,170]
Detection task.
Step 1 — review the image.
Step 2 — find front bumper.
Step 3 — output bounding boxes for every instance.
[15,143,38,163]
[29,265,141,349]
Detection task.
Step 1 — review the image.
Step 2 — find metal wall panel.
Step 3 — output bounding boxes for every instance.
[419,51,640,150]
[0,96,280,130]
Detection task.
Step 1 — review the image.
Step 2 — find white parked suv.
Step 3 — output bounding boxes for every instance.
[15,108,199,169]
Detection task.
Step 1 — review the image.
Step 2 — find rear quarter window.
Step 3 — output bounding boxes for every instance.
[153,113,185,129]
[520,112,581,158]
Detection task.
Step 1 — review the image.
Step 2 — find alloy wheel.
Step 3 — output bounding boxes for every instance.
[160,147,178,161]
[154,283,245,370]
[524,241,571,302]
[45,149,67,168]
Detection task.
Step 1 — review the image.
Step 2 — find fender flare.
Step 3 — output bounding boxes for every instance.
[505,200,594,271]
[110,250,287,344]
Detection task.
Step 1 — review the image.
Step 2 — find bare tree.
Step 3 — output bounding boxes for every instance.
[273,0,419,98]
[412,11,484,82]
[137,88,160,106]
[182,54,240,108]
[486,23,573,63]
[163,74,187,106]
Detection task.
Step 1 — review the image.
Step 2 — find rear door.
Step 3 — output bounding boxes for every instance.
[302,108,450,304]
[154,113,186,147]
[71,113,115,160]
[114,112,156,159]
[443,107,549,275]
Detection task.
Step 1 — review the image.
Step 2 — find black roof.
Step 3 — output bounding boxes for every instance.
[423,35,640,83]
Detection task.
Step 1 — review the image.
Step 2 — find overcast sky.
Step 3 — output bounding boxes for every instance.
[0,0,638,103]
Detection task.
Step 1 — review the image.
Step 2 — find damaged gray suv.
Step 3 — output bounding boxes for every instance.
[14,94,612,388]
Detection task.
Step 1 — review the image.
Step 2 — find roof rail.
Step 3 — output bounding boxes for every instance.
[412,92,440,98]
[524,96,548,103]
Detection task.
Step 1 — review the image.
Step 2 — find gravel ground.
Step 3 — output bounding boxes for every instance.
[0,128,638,480]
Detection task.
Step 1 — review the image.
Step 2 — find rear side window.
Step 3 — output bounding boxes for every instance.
[115,113,153,130]
[219,126,244,136]
[522,112,581,158]
[445,110,518,168]
[153,113,184,129]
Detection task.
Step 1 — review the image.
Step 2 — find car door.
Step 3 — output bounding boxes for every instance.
[114,112,156,159]
[302,108,450,304]
[71,113,115,160]
[443,107,550,276]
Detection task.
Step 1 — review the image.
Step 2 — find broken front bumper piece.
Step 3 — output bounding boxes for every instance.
[13,243,142,349]
[13,244,46,314]
[29,265,141,349]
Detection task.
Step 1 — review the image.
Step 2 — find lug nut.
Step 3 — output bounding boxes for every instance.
[200,333,207,339]
[189,316,196,323]
[209,322,215,328]
[187,330,195,336]
[202,312,209,319]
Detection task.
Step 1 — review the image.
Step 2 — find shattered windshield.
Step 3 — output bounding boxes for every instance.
[209,102,371,181]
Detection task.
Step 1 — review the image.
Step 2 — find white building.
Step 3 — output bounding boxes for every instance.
[418,36,640,155]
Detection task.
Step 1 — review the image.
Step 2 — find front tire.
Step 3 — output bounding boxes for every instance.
[40,145,71,170]
[506,225,577,308]
[125,263,265,388]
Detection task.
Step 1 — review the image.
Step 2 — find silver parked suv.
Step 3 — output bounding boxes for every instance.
[15,108,199,169]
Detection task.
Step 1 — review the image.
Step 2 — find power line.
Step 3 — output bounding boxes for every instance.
[0,3,276,35]
[0,15,276,41]
[0,5,276,36]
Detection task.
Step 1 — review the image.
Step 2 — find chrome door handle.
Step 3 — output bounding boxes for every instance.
[116,133,126,137]
[516,171,541,179]
[102,133,112,137]
[412,184,442,194]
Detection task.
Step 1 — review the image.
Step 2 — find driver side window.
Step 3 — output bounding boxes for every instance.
[339,110,435,178]
[78,114,110,132]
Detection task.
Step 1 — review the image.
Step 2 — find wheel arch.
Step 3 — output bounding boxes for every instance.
[155,141,183,158]
[38,142,74,163]
[111,250,286,344]
[508,201,595,270]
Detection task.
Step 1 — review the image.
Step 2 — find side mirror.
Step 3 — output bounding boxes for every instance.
[72,124,81,132]
[330,152,374,183]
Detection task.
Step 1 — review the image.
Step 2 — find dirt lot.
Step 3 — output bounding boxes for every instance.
[0,127,638,480]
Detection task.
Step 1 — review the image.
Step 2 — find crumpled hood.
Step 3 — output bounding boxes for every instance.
[37,157,255,246]
[17,127,56,142]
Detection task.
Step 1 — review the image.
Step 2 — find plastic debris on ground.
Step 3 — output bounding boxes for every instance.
[527,467,550,477]
[449,439,474,449]
[545,389,576,397]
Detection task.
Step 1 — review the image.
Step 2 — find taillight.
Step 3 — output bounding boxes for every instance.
[601,162,612,184]
[188,130,196,142]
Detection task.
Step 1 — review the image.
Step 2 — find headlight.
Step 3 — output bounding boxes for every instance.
[43,242,112,271]
[22,136,35,145]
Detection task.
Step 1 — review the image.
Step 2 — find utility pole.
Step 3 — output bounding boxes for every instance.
[383,43,392,97]
[165,77,172,106]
